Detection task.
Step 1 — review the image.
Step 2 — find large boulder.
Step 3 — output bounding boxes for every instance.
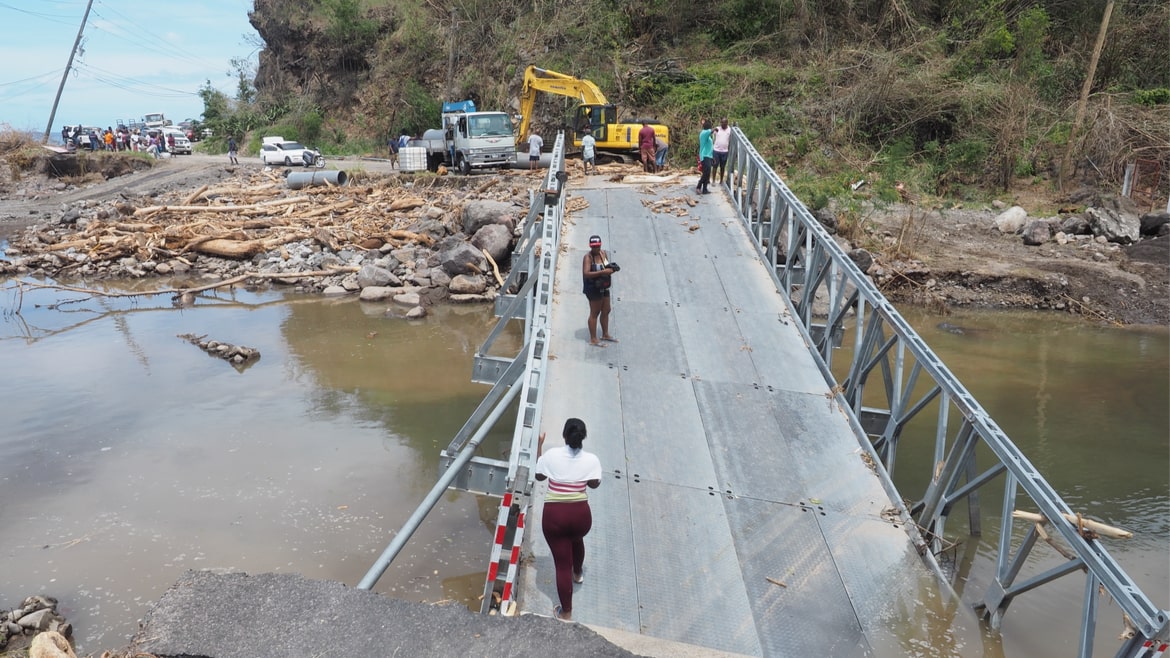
[438,240,488,276]
[357,265,396,288]
[1086,206,1140,244]
[406,218,450,242]
[994,206,1028,233]
[812,208,838,234]
[461,200,517,235]
[847,248,873,274]
[1022,219,1054,246]
[1058,213,1091,235]
[471,224,513,263]
[449,273,488,294]
[1140,211,1169,236]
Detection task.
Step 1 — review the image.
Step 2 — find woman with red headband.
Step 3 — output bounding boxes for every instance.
[581,234,618,346]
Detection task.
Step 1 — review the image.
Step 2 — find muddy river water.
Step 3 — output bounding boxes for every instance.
[0,280,1165,656]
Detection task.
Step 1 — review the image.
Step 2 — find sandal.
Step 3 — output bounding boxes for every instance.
[574,569,584,584]
[553,605,571,621]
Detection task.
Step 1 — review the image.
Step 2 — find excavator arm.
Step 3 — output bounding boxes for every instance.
[518,66,609,141]
[518,65,669,162]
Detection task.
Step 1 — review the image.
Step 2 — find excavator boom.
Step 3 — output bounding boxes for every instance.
[518,65,668,162]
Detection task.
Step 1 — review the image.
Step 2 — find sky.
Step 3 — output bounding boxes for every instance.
[0,0,258,137]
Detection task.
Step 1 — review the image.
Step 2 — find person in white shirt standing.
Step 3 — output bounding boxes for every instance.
[712,117,732,184]
[580,127,597,174]
[536,418,602,621]
[528,129,544,170]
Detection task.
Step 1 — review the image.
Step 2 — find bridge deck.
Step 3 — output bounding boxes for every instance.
[518,180,962,656]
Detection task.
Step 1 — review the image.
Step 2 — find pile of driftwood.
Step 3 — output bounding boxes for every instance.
[31,171,446,265]
[4,162,676,283]
[7,169,543,274]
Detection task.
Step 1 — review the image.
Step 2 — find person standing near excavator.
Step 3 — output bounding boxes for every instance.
[638,121,657,173]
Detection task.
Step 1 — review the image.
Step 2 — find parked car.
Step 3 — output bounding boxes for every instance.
[260,136,322,166]
[169,134,192,155]
[151,128,192,155]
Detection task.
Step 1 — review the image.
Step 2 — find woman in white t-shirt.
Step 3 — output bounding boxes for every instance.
[535,417,602,621]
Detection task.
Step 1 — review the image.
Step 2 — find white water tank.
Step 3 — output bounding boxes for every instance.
[400,146,427,172]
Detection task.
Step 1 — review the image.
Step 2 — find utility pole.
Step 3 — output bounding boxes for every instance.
[42,0,94,144]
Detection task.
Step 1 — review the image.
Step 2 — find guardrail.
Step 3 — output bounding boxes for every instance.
[357,134,568,616]
[723,127,1168,657]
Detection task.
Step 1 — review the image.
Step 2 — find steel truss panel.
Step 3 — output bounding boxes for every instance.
[722,127,1169,654]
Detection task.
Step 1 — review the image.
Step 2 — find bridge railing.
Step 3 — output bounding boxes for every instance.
[358,136,568,609]
[724,127,1168,658]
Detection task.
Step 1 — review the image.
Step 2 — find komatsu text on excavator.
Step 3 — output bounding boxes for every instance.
[518,65,669,163]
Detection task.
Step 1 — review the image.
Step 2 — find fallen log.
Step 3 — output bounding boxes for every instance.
[132,196,311,217]
[388,196,426,212]
[383,229,434,246]
[1012,510,1133,539]
[191,238,267,259]
[183,184,209,206]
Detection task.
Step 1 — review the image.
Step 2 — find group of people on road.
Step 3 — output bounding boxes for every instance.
[60,124,178,159]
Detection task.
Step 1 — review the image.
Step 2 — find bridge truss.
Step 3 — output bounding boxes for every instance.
[722,128,1168,657]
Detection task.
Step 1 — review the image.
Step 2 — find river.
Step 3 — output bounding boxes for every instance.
[0,280,1165,656]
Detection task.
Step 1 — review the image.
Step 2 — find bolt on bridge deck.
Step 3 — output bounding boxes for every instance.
[517,180,982,655]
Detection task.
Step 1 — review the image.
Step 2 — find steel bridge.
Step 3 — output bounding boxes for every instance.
[360,132,1168,657]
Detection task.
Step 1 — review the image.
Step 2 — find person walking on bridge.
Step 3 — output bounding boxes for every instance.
[582,234,618,346]
[536,418,602,622]
[696,119,714,194]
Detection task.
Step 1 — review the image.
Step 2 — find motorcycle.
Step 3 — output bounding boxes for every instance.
[302,149,326,168]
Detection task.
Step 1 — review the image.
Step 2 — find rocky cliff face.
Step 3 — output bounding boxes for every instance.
[249,0,393,110]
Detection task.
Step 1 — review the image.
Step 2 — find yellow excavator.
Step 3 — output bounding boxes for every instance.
[518,65,669,163]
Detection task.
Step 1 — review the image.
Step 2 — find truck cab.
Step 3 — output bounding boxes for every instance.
[420,100,516,174]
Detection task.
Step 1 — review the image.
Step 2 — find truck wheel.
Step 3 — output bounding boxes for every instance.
[457,155,471,176]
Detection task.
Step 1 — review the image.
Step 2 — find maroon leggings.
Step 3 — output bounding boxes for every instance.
[542,500,592,614]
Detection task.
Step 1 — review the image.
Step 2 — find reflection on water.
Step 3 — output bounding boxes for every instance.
[834,308,1169,657]
[0,283,520,651]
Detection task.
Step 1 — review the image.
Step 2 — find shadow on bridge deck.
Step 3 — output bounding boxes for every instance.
[518,177,984,657]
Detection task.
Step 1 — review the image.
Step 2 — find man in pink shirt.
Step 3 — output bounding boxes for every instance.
[638,121,657,173]
[713,117,732,184]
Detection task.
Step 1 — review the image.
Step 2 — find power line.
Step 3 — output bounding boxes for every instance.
[0,69,63,88]
[0,0,78,26]
[92,0,225,70]
[73,61,198,98]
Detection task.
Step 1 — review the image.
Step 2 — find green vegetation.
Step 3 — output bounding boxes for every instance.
[201,0,1168,205]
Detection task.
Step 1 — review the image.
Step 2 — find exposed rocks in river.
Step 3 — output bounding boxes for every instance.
[1,595,73,654]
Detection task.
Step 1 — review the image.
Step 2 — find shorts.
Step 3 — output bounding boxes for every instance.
[529,154,541,162]
[584,288,610,301]
[714,151,729,168]
[640,146,655,162]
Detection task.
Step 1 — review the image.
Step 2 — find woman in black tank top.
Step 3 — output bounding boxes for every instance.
[581,235,617,346]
